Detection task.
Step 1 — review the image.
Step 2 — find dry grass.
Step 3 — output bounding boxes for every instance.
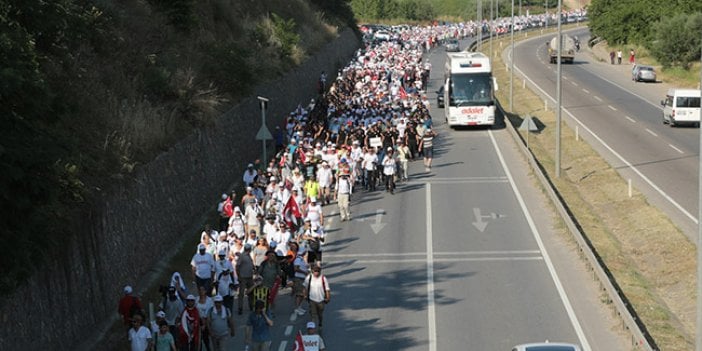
[489,29,696,350]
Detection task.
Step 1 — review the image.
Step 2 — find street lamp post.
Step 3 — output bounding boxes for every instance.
[697,35,702,351]
[555,0,562,178]
[489,0,494,58]
[509,0,515,111]
[255,96,272,165]
[477,0,483,51]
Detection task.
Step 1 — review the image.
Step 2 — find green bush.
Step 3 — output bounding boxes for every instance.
[649,13,702,69]
[148,0,197,32]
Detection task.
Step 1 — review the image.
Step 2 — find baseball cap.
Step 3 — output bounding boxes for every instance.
[310,197,317,202]
[306,322,316,329]
[198,243,206,250]
[221,193,228,200]
[213,295,224,302]
[218,250,226,256]
[123,285,133,294]
[186,294,196,301]
[247,163,253,168]
[156,311,166,318]
[244,243,252,250]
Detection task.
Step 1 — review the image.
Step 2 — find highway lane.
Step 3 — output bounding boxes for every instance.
[512,28,700,237]
[307,43,628,351]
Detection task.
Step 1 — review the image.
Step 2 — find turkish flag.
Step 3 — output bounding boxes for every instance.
[223,197,233,218]
[399,85,408,99]
[283,194,302,229]
[292,330,304,350]
[298,148,307,164]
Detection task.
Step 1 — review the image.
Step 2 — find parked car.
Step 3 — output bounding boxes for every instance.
[632,65,656,82]
[511,342,582,351]
[436,85,444,108]
[445,39,460,52]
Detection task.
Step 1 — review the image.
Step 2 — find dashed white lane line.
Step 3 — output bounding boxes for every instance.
[608,105,617,111]
[426,184,437,351]
[582,88,589,94]
[669,144,684,154]
[278,341,288,351]
[571,81,578,86]
[625,116,636,123]
[284,325,293,336]
[645,128,658,137]
[593,96,602,102]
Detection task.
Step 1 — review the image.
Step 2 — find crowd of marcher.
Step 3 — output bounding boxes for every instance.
[117,8,587,350]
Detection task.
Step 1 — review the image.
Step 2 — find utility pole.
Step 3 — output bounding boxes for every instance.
[489,0,494,58]
[255,96,272,165]
[696,31,702,351]
[477,0,483,51]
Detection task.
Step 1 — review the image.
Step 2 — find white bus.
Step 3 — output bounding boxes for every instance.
[443,52,498,127]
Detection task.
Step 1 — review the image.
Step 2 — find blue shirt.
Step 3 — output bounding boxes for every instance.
[247,311,272,342]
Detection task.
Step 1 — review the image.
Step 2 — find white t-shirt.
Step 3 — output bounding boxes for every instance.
[383,156,396,175]
[363,153,378,171]
[317,167,333,187]
[196,297,214,320]
[128,326,152,351]
[306,204,323,224]
[190,253,215,279]
[304,274,330,303]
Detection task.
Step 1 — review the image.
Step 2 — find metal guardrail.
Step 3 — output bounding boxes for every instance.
[471,25,658,350]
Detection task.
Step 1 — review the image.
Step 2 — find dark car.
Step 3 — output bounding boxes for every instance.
[436,85,445,108]
[445,39,460,52]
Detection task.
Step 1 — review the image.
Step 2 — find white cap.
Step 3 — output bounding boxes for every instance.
[156,311,166,318]
[186,294,196,300]
[213,295,224,302]
[310,197,317,202]
[306,321,316,329]
[123,285,133,294]
[221,193,228,200]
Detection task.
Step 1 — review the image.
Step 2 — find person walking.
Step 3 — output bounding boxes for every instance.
[191,243,216,294]
[128,314,153,351]
[303,265,331,331]
[293,247,310,315]
[153,320,177,351]
[207,295,235,351]
[617,50,622,64]
[419,128,436,171]
[609,50,615,64]
[236,243,256,315]
[303,322,326,350]
[629,49,635,65]
[245,300,274,351]
[118,285,145,329]
[382,147,396,194]
[335,171,352,221]
[178,295,201,351]
[396,141,411,182]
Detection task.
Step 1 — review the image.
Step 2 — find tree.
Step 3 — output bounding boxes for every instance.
[649,13,702,69]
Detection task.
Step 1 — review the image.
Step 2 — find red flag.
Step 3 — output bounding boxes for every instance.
[399,85,408,99]
[292,330,304,351]
[283,194,302,229]
[298,148,307,164]
[223,197,233,217]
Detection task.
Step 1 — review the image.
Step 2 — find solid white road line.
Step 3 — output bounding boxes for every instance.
[645,128,658,137]
[608,105,617,111]
[625,115,636,123]
[514,61,697,224]
[488,130,592,351]
[324,257,544,265]
[426,183,437,351]
[669,144,684,154]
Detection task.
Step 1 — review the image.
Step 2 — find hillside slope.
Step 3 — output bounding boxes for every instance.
[0,0,355,295]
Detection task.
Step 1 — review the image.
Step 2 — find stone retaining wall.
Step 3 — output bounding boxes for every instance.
[0,27,360,350]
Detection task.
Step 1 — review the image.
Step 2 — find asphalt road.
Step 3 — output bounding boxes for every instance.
[512,27,700,239]
[222,37,631,351]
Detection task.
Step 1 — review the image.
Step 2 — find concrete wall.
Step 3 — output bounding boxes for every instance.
[0,27,360,351]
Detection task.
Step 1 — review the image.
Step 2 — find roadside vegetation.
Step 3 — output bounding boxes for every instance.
[588,0,702,86]
[0,0,354,295]
[351,0,564,23]
[491,28,694,350]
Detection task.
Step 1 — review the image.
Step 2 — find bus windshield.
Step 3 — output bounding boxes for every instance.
[448,73,494,106]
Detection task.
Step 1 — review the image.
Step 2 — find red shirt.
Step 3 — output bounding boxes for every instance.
[118,295,143,325]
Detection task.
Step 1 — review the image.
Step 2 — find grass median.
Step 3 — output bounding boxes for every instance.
[488,29,695,350]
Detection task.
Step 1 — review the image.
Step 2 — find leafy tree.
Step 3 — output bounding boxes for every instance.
[649,13,702,69]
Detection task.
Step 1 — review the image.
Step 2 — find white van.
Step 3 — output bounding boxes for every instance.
[661,89,701,127]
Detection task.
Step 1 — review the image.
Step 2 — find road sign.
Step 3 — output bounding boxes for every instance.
[256,125,273,141]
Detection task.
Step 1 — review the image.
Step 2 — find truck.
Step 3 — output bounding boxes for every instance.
[548,34,576,64]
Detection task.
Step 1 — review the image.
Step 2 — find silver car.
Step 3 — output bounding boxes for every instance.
[511,342,582,351]
[632,64,656,82]
[446,39,460,52]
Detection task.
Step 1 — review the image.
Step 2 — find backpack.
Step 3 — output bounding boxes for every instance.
[306,274,329,303]
[129,296,142,319]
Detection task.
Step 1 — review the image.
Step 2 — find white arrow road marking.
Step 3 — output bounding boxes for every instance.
[370,209,386,234]
[472,208,503,232]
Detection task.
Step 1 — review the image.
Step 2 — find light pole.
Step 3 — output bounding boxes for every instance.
[477,0,483,51]
[509,0,515,111]
[555,0,562,178]
[697,34,702,351]
[255,96,272,165]
[489,0,494,58]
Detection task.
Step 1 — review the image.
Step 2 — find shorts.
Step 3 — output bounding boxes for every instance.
[293,278,306,297]
[423,147,433,158]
